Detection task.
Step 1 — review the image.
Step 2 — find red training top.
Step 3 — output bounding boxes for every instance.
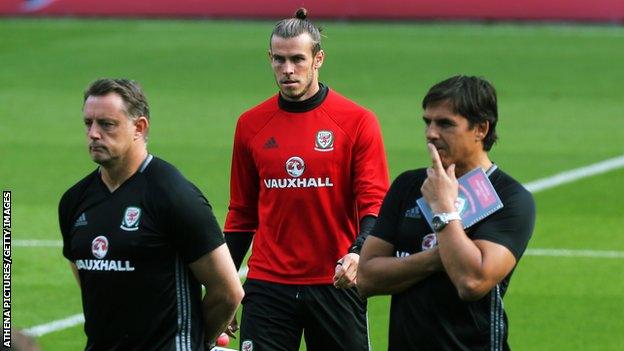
[225,88,389,284]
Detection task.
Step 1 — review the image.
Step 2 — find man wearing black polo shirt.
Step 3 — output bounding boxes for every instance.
[358,75,535,351]
[59,78,244,350]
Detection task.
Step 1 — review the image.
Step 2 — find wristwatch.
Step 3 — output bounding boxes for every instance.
[431,212,461,232]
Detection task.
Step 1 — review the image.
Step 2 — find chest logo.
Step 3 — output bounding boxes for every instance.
[405,205,421,219]
[285,156,305,178]
[263,137,278,149]
[314,130,334,152]
[241,340,253,351]
[92,236,109,259]
[74,212,88,227]
[421,233,438,251]
[120,206,141,231]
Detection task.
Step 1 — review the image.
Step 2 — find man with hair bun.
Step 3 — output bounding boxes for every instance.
[224,8,389,351]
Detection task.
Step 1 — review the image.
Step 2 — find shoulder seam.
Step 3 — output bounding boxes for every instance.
[318,102,371,147]
[247,109,282,147]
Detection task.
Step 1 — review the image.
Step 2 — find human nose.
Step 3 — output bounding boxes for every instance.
[282,61,295,75]
[425,123,439,142]
[87,123,101,140]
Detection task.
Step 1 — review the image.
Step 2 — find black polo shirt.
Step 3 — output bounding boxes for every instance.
[371,167,535,351]
[59,155,224,351]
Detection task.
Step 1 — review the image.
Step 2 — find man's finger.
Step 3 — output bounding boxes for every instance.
[426,167,435,178]
[427,143,444,171]
[333,264,345,281]
[446,164,456,179]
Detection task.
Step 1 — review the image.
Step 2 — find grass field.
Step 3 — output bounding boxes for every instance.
[1,18,623,350]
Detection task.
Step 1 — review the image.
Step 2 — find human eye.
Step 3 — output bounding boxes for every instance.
[438,119,454,128]
[98,120,115,129]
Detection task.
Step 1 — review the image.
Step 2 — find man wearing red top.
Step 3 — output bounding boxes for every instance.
[224,8,389,351]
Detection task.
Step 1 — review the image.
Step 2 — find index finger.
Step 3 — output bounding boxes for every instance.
[427,143,444,171]
[334,264,345,279]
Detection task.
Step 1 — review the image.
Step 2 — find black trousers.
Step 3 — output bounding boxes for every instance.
[239,279,369,351]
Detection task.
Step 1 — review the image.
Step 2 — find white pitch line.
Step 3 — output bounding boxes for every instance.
[526,248,624,259]
[21,251,624,339]
[238,265,249,278]
[23,246,624,338]
[523,154,624,193]
[19,155,624,337]
[14,239,62,247]
[24,313,85,337]
[23,268,249,338]
[14,154,624,249]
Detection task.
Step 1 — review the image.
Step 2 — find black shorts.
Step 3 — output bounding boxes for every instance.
[239,279,369,351]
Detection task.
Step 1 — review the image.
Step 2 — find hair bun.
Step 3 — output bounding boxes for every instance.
[295,8,307,20]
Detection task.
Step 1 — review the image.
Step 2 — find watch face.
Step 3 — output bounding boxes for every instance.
[432,215,445,231]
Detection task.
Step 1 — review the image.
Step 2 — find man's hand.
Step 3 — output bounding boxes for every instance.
[224,315,239,338]
[333,253,359,289]
[421,143,458,213]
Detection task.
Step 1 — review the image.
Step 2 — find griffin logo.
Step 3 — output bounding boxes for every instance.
[242,340,253,351]
[120,207,141,231]
[421,233,438,251]
[91,236,109,259]
[314,130,334,151]
[285,156,305,178]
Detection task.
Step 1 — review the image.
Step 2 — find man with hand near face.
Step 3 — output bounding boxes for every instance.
[358,75,535,351]
[224,8,389,351]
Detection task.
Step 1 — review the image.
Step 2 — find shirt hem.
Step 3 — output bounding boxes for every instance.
[247,272,334,285]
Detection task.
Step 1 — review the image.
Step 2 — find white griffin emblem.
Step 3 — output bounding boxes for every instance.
[120,206,141,231]
[91,236,109,259]
[285,156,305,178]
[314,130,334,151]
[421,233,438,251]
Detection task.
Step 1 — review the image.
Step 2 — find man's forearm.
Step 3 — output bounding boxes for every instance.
[201,294,240,344]
[358,248,442,297]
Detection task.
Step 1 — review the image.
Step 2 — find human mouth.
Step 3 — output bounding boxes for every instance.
[429,143,444,152]
[89,144,106,152]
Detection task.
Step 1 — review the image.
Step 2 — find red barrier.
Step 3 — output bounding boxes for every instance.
[1,0,623,22]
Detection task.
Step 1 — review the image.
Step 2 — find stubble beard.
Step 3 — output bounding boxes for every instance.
[89,146,115,168]
[278,70,315,101]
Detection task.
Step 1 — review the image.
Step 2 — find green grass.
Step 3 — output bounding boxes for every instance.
[1,19,623,350]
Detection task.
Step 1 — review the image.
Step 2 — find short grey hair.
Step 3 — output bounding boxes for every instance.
[84,78,150,122]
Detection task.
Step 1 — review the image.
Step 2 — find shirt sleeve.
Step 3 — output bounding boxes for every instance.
[352,111,390,220]
[58,192,73,260]
[470,186,536,261]
[224,118,260,232]
[163,181,226,264]
[370,171,414,245]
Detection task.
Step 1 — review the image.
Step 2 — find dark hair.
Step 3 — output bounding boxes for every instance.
[270,8,323,55]
[422,75,498,151]
[83,78,150,121]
